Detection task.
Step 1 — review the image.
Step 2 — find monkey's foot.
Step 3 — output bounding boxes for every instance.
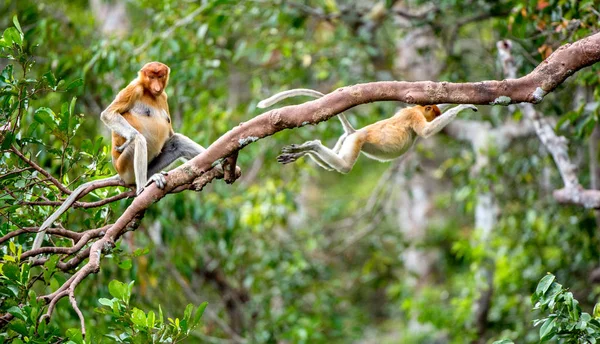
[147,171,169,189]
[281,140,320,154]
[277,152,305,164]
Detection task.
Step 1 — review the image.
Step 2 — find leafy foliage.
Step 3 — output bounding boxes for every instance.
[533,274,600,343]
[1,0,600,343]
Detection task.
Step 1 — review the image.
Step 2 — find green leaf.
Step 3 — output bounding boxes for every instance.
[12,16,23,36]
[184,304,193,320]
[108,279,127,300]
[492,341,514,344]
[536,274,555,296]
[8,320,28,336]
[131,308,147,327]
[0,132,14,150]
[192,302,208,327]
[118,259,132,270]
[43,71,57,88]
[34,107,57,128]
[7,306,25,321]
[147,310,156,329]
[98,298,114,307]
[66,78,83,91]
[3,27,22,46]
[66,328,84,344]
[539,318,556,341]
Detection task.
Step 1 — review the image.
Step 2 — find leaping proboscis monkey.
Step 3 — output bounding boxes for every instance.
[33,62,211,250]
[258,88,477,174]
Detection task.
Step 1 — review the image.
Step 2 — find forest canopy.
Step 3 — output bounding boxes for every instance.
[1,1,600,343]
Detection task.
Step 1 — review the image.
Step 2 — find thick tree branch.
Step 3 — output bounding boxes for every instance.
[498,38,600,208]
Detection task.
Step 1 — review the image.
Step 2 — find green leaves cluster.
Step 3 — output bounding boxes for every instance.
[533,274,600,343]
[93,280,207,344]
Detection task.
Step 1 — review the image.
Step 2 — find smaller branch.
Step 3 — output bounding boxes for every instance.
[38,214,143,321]
[20,226,109,260]
[0,167,34,180]
[10,146,71,195]
[224,152,239,184]
[0,226,82,245]
[31,247,93,271]
[69,290,86,336]
[40,290,68,323]
[22,190,134,208]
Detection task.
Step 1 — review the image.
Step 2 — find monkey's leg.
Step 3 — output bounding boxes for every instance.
[145,133,208,189]
[278,130,347,166]
[279,141,339,170]
[332,133,349,154]
[32,174,121,250]
[306,133,365,174]
[148,134,205,173]
[281,134,364,173]
[305,152,335,171]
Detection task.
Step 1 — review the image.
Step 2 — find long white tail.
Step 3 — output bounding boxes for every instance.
[32,175,121,250]
[258,88,355,134]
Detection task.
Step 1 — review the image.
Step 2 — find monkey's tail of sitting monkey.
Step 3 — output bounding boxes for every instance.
[257,88,355,134]
[32,174,122,250]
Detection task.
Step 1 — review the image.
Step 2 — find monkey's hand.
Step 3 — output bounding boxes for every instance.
[115,130,141,153]
[277,152,305,164]
[115,136,134,153]
[277,144,308,164]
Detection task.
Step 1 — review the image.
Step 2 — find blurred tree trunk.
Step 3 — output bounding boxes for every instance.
[89,0,130,37]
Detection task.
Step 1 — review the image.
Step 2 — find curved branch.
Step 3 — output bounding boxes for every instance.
[0,225,93,245]
[21,190,135,209]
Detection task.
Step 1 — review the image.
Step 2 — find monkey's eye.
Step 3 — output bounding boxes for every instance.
[425,106,431,111]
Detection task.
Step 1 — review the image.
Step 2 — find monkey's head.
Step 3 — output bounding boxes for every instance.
[422,105,441,122]
[139,62,170,96]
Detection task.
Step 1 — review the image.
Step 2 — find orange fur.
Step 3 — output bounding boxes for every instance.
[107,62,173,184]
[360,105,440,161]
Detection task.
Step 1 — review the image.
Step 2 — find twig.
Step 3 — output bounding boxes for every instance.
[20,226,109,260]
[0,226,81,245]
[22,190,135,208]
[10,146,71,194]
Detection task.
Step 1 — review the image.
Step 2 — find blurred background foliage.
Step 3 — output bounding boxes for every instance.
[1,0,600,343]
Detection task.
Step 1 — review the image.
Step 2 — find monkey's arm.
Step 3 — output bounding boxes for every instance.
[100,83,144,152]
[413,104,478,138]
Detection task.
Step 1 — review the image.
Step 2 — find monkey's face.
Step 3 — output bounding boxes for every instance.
[423,105,441,122]
[140,62,170,96]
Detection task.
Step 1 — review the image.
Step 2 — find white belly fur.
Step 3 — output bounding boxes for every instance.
[130,102,171,160]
